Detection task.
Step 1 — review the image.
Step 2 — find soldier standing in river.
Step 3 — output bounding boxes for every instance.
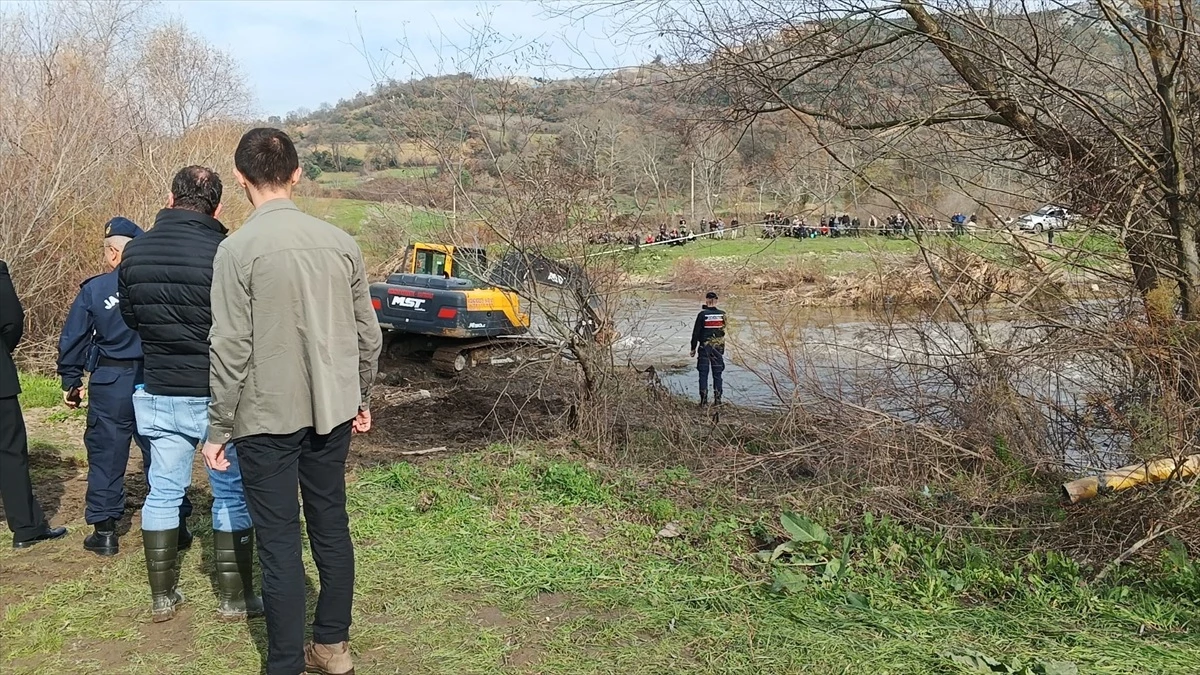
[690,291,726,406]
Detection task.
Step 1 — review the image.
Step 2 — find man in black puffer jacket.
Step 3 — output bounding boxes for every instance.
[119,166,259,623]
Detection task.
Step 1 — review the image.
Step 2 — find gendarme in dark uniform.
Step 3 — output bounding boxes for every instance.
[56,217,190,556]
[690,291,727,406]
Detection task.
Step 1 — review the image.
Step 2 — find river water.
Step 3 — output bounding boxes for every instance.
[595,292,1133,469]
[527,288,1134,467]
[609,293,1114,400]
[611,294,841,406]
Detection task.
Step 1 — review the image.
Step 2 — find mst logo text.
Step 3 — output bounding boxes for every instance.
[390,296,427,311]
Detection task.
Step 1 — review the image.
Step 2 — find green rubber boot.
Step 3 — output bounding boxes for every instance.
[214,528,264,620]
[142,529,184,623]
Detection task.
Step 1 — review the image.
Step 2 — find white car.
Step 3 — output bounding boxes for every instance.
[1017,205,1074,233]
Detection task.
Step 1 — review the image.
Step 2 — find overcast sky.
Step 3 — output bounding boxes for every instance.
[166,0,649,117]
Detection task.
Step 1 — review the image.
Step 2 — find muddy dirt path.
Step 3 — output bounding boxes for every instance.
[0,356,574,616]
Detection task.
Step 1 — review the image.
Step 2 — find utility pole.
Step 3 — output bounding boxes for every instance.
[690,162,696,226]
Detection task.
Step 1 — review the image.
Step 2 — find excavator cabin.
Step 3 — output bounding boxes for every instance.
[402,243,488,281]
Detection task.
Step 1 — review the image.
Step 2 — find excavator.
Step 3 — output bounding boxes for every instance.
[369,242,609,375]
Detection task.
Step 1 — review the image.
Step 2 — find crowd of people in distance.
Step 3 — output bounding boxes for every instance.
[883,212,977,237]
[764,211,980,239]
[762,212,860,239]
[588,217,743,247]
[586,209,982,248]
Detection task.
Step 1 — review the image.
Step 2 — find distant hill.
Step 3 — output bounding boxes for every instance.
[279,6,1122,222]
[284,67,686,168]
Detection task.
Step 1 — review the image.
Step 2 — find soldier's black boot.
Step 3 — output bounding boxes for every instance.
[214,528,264,621]
[143,529,184,623]
[177,520,193,551]
[714,391,723,407]
[83,519,119,556]
[699,391,708,407]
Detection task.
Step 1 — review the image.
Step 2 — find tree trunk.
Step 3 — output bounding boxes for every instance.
[1123,230,1160,301]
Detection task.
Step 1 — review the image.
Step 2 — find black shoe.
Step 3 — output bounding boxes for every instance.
[13,526,67,549]
[177,521,193,551]
[714,392,723,407]
[83,519,119,556]
[699,391,708,407]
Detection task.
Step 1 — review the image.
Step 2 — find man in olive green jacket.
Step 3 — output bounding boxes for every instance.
[203,128,381,675]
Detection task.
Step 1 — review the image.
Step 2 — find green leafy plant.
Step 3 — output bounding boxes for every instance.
[644,497,678,522]
[942,649,1077,675]
[537,461,612,505]
[759,511,852,591]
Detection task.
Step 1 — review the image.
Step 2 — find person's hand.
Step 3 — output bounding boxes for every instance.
[690,349,696,358]
[63,387,84,409]
[353,408,372,434]
[202,441,230,471]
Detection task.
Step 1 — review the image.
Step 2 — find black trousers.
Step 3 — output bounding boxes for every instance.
[697,345,725,397]
[0,395,49,540]
[236,421,355,675]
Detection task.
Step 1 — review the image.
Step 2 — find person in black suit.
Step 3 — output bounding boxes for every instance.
[0,260,68,548]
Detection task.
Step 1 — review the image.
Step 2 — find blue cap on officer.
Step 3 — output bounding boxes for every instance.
[104,217,143,239]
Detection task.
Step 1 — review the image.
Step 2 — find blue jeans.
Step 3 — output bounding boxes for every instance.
[133,390,252,533]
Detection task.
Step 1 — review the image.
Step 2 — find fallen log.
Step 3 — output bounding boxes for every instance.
[1061,454,1200,504]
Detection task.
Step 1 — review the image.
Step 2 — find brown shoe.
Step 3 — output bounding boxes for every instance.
[305,641,354,675]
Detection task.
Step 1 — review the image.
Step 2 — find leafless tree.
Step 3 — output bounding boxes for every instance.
[601,0,1200,314]
[557,0,1200,498]
[132,21,253,134]
[0,1,252,365]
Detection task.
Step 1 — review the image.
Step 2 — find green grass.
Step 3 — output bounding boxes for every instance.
[295,196,446,240]
[616,229,1126,284]
[17,372,60,409]
[939,230,1126,275]
[313,166,437,189]
[2,447,1196,674]
[312,170,364,187]
[376,166,436,180]
[621,236,918,277]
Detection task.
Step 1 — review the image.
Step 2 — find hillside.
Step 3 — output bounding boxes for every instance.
[278,3,1128,227]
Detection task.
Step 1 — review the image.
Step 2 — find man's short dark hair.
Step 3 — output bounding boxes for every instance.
[234,128,299,188]
[170,166,222,216]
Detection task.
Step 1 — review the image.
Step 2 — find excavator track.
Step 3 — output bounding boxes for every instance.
[431,345,475,375]
[428,337,560,377]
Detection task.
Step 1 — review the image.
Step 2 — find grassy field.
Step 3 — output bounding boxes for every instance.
[617,229,1127,285]
[314,167,438,189]
[621,236,919,277]
[3,378,1197,674]
[294,163,1125,288]
[295,196,446,247]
